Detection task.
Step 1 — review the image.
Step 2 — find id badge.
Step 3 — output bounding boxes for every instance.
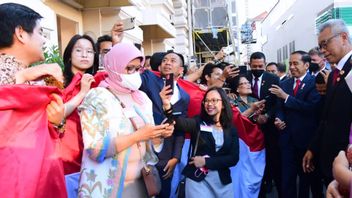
[200,124,212,132]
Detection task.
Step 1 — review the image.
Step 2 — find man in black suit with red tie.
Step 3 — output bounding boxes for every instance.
[246,52,281,197]
[303,19,352,187]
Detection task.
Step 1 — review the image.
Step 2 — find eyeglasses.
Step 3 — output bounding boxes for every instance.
[125,65,141,73]
[203,98,222,105]
[318,34,340,50]
[73,48,95,56]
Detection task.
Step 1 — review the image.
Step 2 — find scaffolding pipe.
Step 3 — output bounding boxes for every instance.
[194,31,216,57]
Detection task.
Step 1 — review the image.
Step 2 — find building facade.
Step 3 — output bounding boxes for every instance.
[0,0,192,61]
[261,0,352,63]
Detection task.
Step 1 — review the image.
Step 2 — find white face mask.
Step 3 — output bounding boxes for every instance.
[119,72,142,91]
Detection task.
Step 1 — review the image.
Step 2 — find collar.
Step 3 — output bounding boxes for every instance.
[0,53,26,68]
[280,74,286,80]
[295,72,307,82]
[252,74,263,81]
[337,50,352,70]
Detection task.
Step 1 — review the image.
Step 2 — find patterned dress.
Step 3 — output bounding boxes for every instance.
[78,87,159,198]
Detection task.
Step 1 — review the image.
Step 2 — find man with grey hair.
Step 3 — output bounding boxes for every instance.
[302,19,352,186]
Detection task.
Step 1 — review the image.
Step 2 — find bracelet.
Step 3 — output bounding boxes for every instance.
[54,119,66,134]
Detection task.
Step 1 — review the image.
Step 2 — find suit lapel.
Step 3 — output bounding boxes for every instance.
[260,73,269,99]
[286,78,295,96]
[295,74,310,97]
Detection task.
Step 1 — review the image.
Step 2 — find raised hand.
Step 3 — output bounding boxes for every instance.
[80,74,95,95]
[46,93,65,126]
[159,85,172,109]
[269,84,288,99]
[111,22,124,45]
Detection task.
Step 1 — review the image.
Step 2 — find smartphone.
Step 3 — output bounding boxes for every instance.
[239,65,247,75]
[121,17,135,31]
[163,73,174,95]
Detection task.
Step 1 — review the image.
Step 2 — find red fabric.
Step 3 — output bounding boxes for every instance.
[177,79,264,151]
[60,71,107,174]
[231,106,265,151]
[293,79,301,96]
[0,85,67,198]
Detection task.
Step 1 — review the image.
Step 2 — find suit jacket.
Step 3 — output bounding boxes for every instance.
[280,75,289,82]
[246,71,280,119]
[175,116,239,185]
[276,73,321,149]
[140,70,190,166]
[310,55,352,179]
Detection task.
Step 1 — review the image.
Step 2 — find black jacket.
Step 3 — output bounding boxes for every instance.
[310,55,352,179]
[175,116,239,185]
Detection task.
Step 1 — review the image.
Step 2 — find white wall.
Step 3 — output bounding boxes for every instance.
[261,0,332,63]
[262,0,333,62]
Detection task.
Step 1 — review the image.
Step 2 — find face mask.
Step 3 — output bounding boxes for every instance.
[251,69,264,78]
[309,62,320,73]
[119,72,142,91]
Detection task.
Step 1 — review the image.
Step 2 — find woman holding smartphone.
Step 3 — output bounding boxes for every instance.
[160,86,239,197]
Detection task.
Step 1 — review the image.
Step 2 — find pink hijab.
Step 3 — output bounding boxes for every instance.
[99,43,145,104]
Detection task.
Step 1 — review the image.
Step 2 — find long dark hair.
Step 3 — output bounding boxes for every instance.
[63,34,99,87]
[200,87,233,129]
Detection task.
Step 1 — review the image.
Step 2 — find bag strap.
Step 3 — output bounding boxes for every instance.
[191,129,201,158]
[108,89,149,169]
[104,89,134,197]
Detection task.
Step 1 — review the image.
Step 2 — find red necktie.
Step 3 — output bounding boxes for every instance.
[332,69,340,85]
[293,79,301,96]
[252,77,259,99]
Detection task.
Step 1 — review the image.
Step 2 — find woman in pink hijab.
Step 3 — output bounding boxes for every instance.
[78,43,173,197]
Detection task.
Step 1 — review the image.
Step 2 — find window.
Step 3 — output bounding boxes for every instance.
[283,45,288,60]
[277,48,282,63]
[289,41,295,54]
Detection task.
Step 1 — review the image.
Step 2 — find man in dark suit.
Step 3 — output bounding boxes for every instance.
[140,51,190,198]
[277,63,289,82]
[270,51,322,198]
[303,19,352,187]
[246,52,281,197]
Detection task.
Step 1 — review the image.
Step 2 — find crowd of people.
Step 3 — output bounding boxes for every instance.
[0,2,351,198]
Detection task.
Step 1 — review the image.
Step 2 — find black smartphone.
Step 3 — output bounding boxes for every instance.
[239,65,247,75]
[163,73,174,95]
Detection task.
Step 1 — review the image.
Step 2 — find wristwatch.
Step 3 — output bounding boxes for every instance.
[54,119,66,134]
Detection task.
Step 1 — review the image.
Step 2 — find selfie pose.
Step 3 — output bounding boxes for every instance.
[160,86,239,198]
[139,51,190,197]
